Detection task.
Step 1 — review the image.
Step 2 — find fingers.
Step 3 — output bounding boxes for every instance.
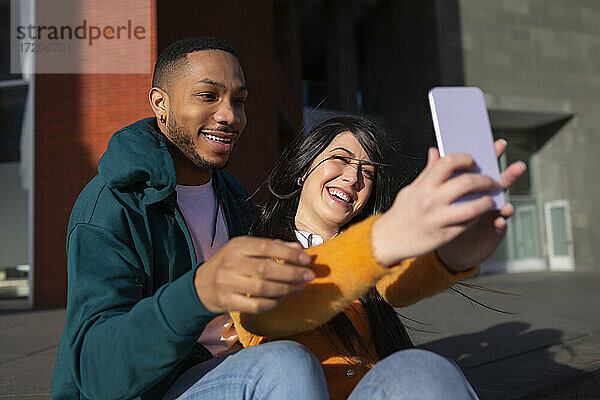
[218,263,310,314]
[427,153,478,185]
[437,173,500,205]
[443,195,496,225]
[412,147,439,185]
[278,241,304,249]
[227,294,281,314]
[493,137,527,190]
[240,239,316,282]
[501,161,527,190]
[212,258,314,315]
[494,216,508,232]
[239,238,312,265]
[498,203,515,218]
[426,147,440,167]
[226,270,305,299]
[494,138,508,159]
[195,237,317,314]
[243,258,315,284]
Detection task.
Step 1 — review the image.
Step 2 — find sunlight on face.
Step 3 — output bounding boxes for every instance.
[166,50,248,170]
[295,131,375,238]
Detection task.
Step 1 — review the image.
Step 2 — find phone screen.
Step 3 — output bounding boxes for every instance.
[428,86,505,209]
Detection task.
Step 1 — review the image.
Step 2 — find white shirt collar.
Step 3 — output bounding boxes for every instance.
[294,230,338,248]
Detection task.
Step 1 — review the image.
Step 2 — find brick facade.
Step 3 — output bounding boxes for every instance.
[33,3,157,308]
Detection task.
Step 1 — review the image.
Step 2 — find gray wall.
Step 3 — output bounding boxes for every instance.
[458,0,600,269]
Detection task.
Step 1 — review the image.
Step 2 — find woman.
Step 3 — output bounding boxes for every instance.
[232,116,481,399]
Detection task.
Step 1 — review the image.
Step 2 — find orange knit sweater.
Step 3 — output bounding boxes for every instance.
[231,215,477,400]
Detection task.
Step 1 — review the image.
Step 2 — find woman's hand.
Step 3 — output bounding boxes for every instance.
[436,140,526,271]
[371,140,524,268]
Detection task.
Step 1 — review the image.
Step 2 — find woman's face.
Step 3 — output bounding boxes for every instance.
[295,131,375,236]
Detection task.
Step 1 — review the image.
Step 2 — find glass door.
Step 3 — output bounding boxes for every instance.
[544,200,575,271]
[513,199,543,260]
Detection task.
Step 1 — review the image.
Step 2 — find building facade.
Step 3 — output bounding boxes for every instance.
[1,0,597,308]
[299,0,599,273]
[458,0,599,272]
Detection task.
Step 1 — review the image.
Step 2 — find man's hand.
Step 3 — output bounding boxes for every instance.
[194,237,316,314]
[372,147,501,267]
[437,139,527,271]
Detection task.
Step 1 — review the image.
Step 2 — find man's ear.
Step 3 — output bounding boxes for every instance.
[149,87,169,122]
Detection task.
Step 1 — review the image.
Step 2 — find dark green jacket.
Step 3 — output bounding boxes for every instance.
[51,118,254,400]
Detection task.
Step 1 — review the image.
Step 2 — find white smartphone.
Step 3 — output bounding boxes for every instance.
[428,86,505,209]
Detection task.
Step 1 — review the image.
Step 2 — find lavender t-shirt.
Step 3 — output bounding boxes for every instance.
[176,181,237,356]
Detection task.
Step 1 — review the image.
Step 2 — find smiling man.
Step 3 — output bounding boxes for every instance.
[154,50,247,181]
[51,37,327,400]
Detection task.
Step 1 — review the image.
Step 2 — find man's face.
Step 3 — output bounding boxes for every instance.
[165,50,247,170]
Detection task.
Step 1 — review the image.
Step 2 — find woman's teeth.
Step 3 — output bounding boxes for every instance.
[328,188,352,203]
[203,132,232,144]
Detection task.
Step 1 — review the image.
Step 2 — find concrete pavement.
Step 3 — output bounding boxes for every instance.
[1,308,65,399]
[1,270,599,399]
[403,270,600,399]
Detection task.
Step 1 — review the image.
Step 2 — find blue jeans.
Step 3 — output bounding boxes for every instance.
[163,341,328,400]
[164,343,479,400]
[348,349,480,399]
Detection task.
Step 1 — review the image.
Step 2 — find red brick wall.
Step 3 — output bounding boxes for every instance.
[33,2,157,308]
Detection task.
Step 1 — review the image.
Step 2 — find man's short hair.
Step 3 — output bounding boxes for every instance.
[152,36,238,92]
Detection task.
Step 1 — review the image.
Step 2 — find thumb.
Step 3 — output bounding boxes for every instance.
[422,147,440,174]
[413,147,440,184]
[427,147,440,167]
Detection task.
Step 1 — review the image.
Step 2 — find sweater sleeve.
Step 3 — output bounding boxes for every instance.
[375,250,479,307]
[238,215,480,339]
[239,215,389,337]
[230,311,268,347]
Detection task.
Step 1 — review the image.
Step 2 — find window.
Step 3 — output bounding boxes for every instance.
[0,0,32,303]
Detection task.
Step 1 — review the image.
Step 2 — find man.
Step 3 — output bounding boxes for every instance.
[52,36,524,400]
[51,36,327,400]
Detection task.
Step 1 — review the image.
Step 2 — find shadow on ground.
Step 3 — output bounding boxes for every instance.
[419,322,599,399]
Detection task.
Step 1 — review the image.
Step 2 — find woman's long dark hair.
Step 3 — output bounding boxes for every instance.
[252,115,414,365]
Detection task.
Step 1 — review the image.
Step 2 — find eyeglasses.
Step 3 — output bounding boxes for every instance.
[326,155,376,181]
[306,155,390,182]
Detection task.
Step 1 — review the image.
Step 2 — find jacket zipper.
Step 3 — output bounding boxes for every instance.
[167,194,199,268]
[212,173,235,239]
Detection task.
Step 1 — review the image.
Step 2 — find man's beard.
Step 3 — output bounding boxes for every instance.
[165,110,230,171]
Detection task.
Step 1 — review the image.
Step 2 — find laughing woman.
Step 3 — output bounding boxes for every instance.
[231,115,521,399]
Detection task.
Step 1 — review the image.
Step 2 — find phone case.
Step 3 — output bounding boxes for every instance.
[428,86,505,209]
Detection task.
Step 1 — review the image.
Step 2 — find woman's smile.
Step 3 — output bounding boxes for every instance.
[325,186,355,207]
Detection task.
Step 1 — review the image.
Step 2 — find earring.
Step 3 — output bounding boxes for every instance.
[160,115,166,124]
[296,177,304,186]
